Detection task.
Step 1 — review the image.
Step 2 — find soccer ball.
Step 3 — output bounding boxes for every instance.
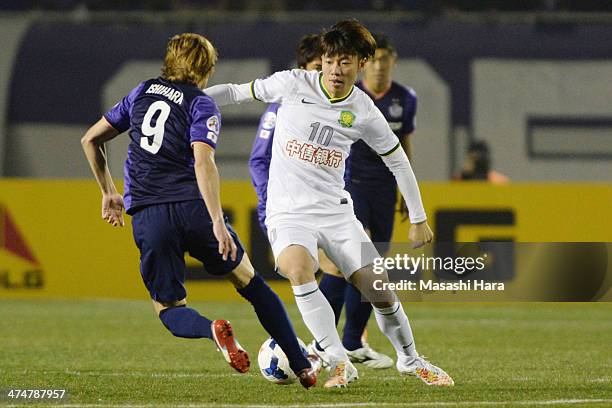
[257,337,309,385]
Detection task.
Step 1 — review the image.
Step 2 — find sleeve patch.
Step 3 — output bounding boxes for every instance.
[207,131,218,143]
[206,115,220,133]
[261,111,277,130]
[258,129,271,139]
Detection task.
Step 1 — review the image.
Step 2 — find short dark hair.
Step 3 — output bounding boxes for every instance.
[372,33,397,57]
[296,34,322,69]
[320,20,376,61]
[468,140,490,155]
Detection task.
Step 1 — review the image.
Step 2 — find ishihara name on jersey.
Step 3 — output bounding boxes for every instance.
[103,77,221,214]
[249,70,401,217]
[345,80,417,186]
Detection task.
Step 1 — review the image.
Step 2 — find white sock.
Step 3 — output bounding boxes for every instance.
[373,301,418,365]
[292,281,347,365]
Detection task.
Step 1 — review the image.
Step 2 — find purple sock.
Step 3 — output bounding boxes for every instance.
[159,305,212,339]
[237,273,310,374]
[342,283,373,351]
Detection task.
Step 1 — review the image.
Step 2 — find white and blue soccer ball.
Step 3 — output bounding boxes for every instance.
[257,337,309,385]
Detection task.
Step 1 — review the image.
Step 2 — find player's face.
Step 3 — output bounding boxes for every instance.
[305,57,322,72]
[322,53,365,98]
[363,48,396,91]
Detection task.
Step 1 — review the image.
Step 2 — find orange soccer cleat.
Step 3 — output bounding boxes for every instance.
[211,320,250,373]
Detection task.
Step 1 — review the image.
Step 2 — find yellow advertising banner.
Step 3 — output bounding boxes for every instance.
[0,180,610,300]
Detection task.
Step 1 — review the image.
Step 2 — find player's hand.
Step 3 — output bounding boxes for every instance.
[409,221,433,249]
[398,197,410,222]
[101,193,125,227]
[213,219,238,262]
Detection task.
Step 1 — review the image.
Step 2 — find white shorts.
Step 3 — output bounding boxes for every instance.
[266,211,381,280]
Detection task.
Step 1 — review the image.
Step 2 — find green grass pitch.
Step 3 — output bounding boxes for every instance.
[1,300,611,407]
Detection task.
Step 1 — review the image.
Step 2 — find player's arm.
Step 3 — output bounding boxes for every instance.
[248,107,276,207]
[398,132,413,222]
[192,142,238,261]
[399,132,412,161]
[81,117,124,227]
[380,146,432,248]
[204,70,295,106]
[365,106,432,248]
[398,87,418,221]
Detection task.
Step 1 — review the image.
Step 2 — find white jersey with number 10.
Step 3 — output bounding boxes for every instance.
[205,69,426,223]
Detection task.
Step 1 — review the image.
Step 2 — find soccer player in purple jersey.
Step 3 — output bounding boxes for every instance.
[249,34,393,370]
[80,33,319,388]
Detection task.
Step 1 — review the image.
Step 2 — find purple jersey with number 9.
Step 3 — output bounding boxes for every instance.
[103,77,221,214]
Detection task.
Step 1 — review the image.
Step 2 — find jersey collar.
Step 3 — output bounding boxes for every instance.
[359,79,392,101]
[319,72,354,103]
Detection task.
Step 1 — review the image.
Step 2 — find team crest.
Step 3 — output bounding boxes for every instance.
[389,99,403,118]
[338,110,356,128]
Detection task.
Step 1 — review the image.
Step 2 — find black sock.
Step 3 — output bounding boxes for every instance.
[342,283,373,351]
[159,305,213,339]
[237,273,310,373]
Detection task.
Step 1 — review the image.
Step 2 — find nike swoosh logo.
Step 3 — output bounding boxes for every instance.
[301,98,315,104]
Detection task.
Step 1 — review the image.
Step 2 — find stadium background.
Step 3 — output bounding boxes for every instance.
[0,3,611,407]
[1,3,611,301]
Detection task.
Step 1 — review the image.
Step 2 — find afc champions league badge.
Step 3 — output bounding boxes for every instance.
[388,99,403,119]
[258,111,277,139]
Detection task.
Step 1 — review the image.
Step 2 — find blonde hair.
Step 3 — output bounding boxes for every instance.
[161,33,217,87]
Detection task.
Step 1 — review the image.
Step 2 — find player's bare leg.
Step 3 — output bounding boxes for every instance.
[350,264,454,386]
[319,249,342,277]
[228,253,320,388]
[153,298,249,373]
[279,245,357,388]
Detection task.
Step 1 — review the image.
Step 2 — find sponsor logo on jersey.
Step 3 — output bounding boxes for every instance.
[206,115,220,133]
[261,111,277,130]
[389,99,403,118]
[285,139,343,168]
[338,110,356,128]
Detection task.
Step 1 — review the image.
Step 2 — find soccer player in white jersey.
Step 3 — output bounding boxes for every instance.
[205,20,453,388]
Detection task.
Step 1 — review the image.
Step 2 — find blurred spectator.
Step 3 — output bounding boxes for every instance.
[455,140,509,184]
